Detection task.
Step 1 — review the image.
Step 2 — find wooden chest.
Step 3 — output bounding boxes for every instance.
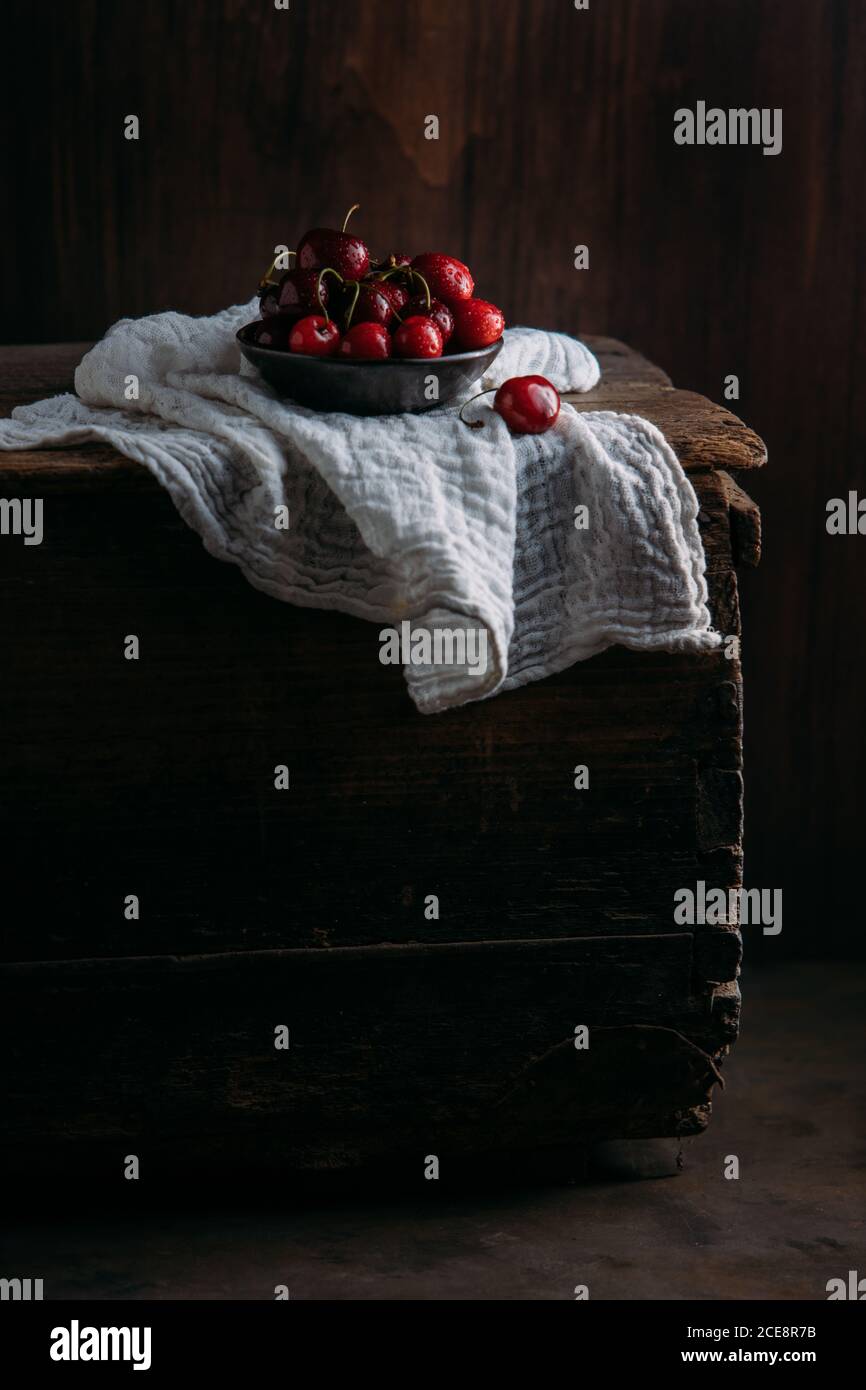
[0,338,764,1181]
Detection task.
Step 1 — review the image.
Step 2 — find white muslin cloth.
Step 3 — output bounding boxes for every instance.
[0,302,719,712]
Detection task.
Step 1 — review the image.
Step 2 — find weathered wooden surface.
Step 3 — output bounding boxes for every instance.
[0,338,766,490]
[0,338,759,1172]
[0,468,750,963]
[1,936,726,1177]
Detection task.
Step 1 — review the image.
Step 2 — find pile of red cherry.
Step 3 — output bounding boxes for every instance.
[249,205,505,362]
[247,206,563,434]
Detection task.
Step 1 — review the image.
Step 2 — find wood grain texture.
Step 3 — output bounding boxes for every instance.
[0,464,747,964]
[1,935,724,1176]
[3,0,859,958]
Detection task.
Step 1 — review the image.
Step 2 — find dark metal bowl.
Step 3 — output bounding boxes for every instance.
[237,322,504,416]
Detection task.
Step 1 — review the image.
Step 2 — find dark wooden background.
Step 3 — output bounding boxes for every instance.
[2,0,864,959]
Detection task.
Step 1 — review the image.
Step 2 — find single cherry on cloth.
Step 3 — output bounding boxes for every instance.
[452,298,505,350]
[392,316,444,359]
[297,204,370,281]
[402,294,454,344]
[459,375,561,434]
[410,253,474,305]
[289,315,342,357]
[494,376,561,433]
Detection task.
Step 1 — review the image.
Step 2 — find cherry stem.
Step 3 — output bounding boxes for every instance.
[458,388,497,429]
[408,269,431,309]
[343,279,361,329]
[316,267,344,322]
[258,250,295,290]
[342,203,361,234]
[369,265,413,321]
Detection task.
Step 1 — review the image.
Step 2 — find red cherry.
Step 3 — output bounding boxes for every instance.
[452,298,505,350]
[410,253,475,305]
[276,268,330,315]
[288,315,342,357]
[348,281,395,329]
[259,285,282,317]
[296,204,370,281]
[372,279,410,315]
[373,251,412,271]
[339,323,392,360]
[248,316,297,350]
[494,376,560,434]
[402,295,455,344]
[392,316,444,359]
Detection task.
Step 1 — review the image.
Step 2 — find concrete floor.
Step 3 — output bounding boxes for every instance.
[4,961,864,1300]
